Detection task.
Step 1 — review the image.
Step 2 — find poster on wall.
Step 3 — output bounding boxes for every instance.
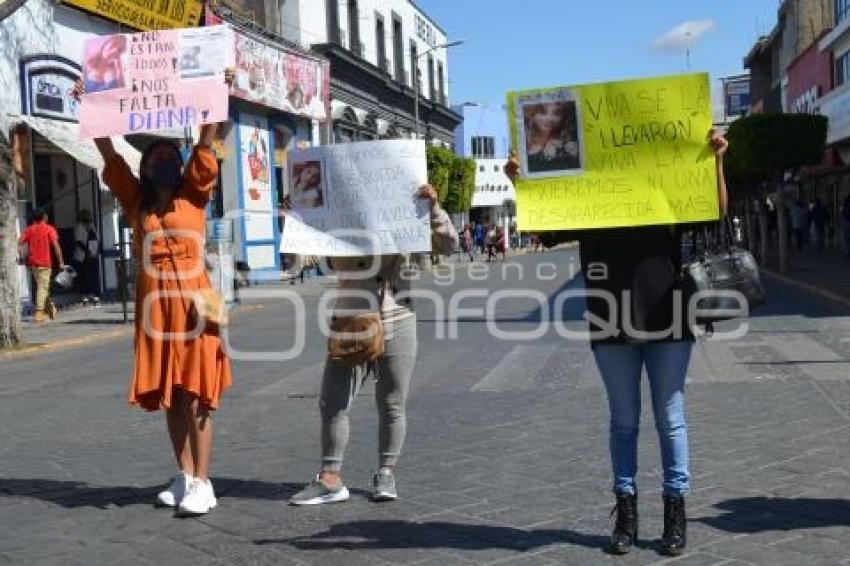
[79,26,233,138]
[506,72,719,231]
[279,140,431,257]
[63,0,203,31]
[239,115,276,243]
[231,32,330,122]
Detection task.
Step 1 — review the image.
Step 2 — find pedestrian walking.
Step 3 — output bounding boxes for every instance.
[289,184,458,506]
[74,209,101,306]
[790,199,808,252]
[474,221,486,254]
[506,129,730,557]
[76,75,233,517]
[810,198,827,252]
[461,224,475,261]
[494,225,507,261]
[485,225,496,261]
[18,209,65,323]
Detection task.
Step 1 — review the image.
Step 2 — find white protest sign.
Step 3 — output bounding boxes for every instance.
[279,139,432,256]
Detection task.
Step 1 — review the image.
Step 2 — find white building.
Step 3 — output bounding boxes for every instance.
[1,0,142,304]
[280,0,461,144]
[471,158,516,244]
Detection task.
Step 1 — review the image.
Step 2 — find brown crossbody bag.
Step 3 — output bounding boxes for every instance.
[327,268,392,366]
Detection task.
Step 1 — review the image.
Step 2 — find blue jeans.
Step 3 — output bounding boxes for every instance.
[592,341,693,497]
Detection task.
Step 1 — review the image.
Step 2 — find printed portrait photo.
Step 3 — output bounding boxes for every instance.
[517,89,584,178]
[83,35,128,94]
[290,160,326,211]
[180,45,211,78]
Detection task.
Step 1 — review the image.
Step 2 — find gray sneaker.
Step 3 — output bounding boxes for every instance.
[372,469,398,502]
[289,475,350,506]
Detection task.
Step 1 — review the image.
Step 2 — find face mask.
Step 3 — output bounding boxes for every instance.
[150,161,182,190]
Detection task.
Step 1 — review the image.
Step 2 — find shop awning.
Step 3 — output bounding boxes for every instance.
[14,115,142,184]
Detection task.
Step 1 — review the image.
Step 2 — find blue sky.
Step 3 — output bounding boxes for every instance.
[421,0,781,109]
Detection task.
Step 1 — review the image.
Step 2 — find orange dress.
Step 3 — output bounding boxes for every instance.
[103,147,232,411]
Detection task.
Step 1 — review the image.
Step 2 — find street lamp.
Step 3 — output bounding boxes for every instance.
[414,40,464,140]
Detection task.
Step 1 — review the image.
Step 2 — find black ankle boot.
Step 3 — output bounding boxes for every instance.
[609,492,638,555]
[660,495,687,556]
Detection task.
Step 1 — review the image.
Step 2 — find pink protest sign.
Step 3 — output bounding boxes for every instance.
[79,26,233,138]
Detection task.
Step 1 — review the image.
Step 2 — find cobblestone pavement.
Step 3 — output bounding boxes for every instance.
[1,251,849,565]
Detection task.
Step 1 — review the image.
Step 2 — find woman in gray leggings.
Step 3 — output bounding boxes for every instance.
[290,185,458,505]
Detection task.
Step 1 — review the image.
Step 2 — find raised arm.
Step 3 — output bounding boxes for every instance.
[504,151,577,247]
[417,184,459,255]
[710,131,729,216]
[72,80,139,214]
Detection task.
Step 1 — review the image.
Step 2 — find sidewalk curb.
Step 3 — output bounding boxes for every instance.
[0,303,270,360]
[762,268,850,310]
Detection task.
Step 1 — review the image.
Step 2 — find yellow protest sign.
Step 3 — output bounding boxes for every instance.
[63,0,202,31]
[507,73,718,231]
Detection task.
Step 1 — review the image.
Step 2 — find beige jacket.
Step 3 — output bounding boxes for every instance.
[331,203,458,320]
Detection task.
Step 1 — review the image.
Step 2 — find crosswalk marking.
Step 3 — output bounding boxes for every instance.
[471,345,558,392]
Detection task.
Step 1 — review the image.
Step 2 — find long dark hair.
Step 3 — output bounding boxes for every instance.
[139,140,183,213]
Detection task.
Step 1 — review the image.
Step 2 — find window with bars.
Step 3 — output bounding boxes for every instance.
[471,137,495,159]
[837,0,850,24]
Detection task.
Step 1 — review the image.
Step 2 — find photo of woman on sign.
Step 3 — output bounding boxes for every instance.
[290,161,325,210]
[520,92,583,176]
[83,35,127,93]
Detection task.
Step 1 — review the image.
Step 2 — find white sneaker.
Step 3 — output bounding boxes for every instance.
[156,472,191,507]
[177,478,217,516]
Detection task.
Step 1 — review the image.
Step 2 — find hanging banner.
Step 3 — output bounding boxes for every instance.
[507,73,719,231]
[232,31,330,122]
[62,0,203,31]
[79,26,233,138]
[280,140,432,256]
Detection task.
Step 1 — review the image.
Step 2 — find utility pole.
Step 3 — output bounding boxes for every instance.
[413,40,465,139]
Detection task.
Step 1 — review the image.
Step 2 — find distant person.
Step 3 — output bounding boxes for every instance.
[74,209,100,306]
[810,198,827,252]
[485,225,496,262]
[494,225,507,261]
[473,221,486,254]
[842,195,850,259]
[18,209,64,323]
[790,200,808,252]
[461,224,474,261]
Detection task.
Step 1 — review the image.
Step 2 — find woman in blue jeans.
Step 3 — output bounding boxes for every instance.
[507,130,729,556]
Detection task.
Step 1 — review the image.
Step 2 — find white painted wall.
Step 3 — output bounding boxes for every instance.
[280,0,451,104]
[472,158,515,208]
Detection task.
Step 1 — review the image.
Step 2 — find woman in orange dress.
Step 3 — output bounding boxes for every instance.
[81,80,233,516]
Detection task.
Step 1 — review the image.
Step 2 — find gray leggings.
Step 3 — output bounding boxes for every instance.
[320,315,418,472]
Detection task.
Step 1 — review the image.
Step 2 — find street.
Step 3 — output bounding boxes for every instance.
[1,250,850,565]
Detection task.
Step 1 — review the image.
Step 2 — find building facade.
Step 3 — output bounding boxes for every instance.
[2,0,334,308]
[1,0,142,306]
[452,103,516,241]
[279,0,461,145]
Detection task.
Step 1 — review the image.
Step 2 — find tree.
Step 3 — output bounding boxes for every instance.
[725,113,828,272]
[0,118,21,348]
[426,146,475,214]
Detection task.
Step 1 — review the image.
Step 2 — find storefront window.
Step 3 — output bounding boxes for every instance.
[838,0,850,25]
[836,51,850,87]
